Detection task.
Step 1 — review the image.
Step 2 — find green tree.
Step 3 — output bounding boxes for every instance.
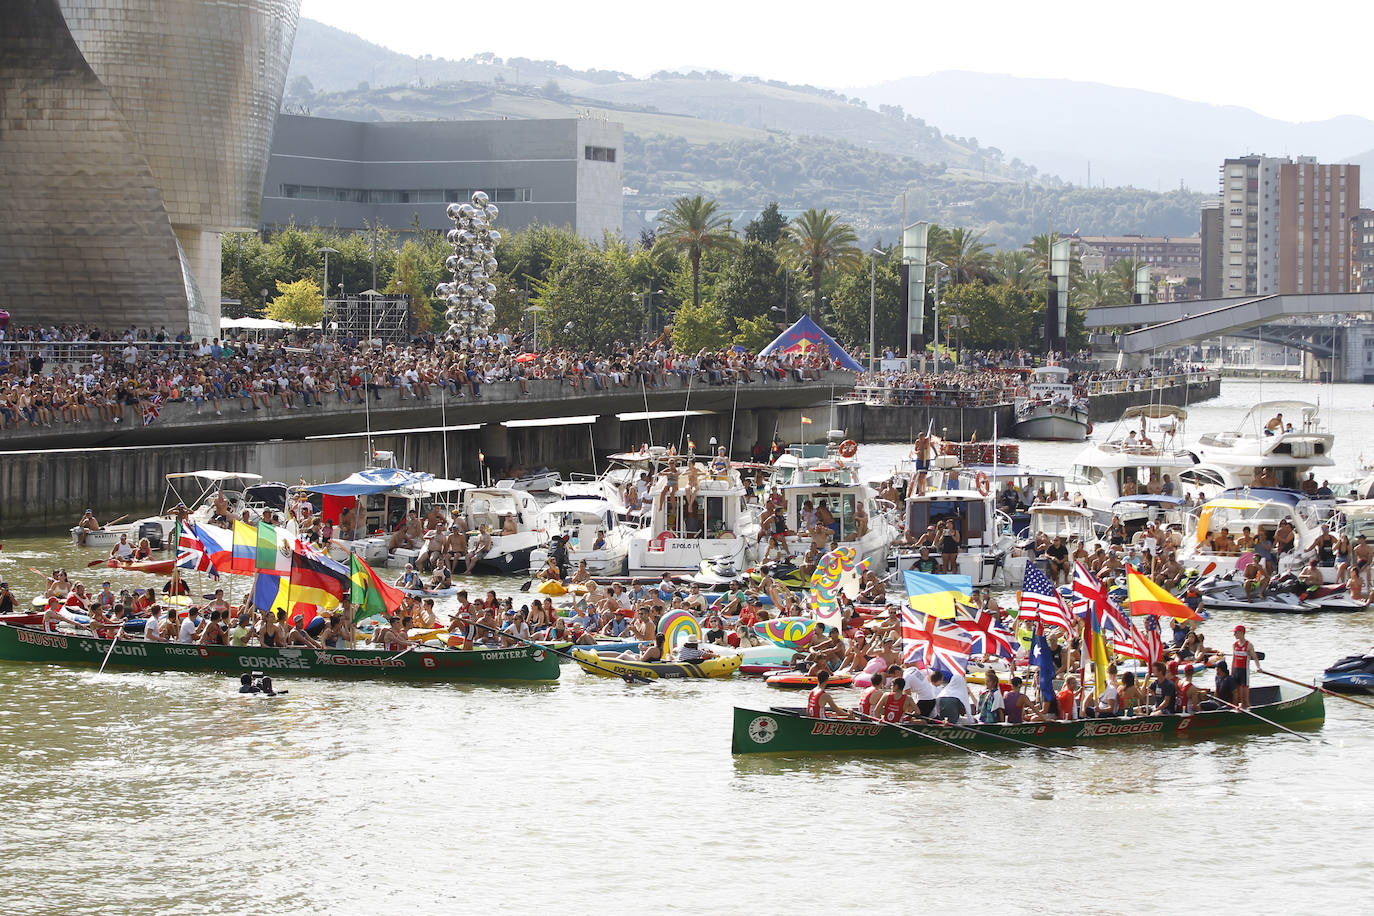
[714,240,785,326]
[1073,272,1129,310]
[782,208,860,305]
[266,277,324,327]
[991,248,1045,292]
[1108,258,1150,299]
[387,234,446,333]
[654,195,739,310]
[732,314,776,352]
[942,281,1037,350]
[826,252,901,358]
[744,201,788,245]
[670,299,729,352]
[537,249,637,351]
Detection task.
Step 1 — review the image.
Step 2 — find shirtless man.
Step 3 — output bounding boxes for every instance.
[76,509,100,546]
[1273,519,1296,559]
[1353,535,1373,590]
[465,526,493,575]
[1242,557,1270,601]
[1212,527,1236,555]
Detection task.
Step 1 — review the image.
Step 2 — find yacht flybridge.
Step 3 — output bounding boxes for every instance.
[1192,400,1335,491]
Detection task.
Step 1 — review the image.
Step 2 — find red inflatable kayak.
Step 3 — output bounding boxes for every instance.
[765,672,855,690]
[104,558,176,575]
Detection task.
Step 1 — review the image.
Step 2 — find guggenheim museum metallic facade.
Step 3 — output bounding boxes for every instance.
[0,0,300,337]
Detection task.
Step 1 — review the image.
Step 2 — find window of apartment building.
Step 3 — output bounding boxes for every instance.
[584,146,616,163]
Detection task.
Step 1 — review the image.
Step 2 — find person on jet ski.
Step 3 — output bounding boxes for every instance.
[1298,558,1325,597]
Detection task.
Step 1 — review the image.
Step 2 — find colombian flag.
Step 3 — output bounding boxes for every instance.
[903,570,973,620]
[1126,565,1202,621]
[230,520,259,574]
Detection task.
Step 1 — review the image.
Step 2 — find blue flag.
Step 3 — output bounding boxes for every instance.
[1028,629,1057,701]
[902,570,973,620]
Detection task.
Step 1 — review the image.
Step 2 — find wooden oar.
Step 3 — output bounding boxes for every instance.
[851,711,1000,761]
[97,622,128,675]
[1203,692,1312,742]
[1258,666,1374,712]
[466,618,651,684]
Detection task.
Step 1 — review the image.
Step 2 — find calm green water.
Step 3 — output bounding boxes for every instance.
[2,380,1372,913]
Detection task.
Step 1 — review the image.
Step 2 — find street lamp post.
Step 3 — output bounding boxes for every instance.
[869,247,884,373]
[525,304,545,352]
[317,246,338,317]
[929,260,948,373]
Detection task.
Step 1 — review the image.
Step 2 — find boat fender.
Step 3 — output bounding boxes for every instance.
[838,439,858,459]
[975,472,991,497]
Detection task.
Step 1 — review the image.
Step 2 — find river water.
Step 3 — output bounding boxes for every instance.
[1,380,1372,913]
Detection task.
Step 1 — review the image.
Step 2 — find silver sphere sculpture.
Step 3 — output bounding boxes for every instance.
[439,191,502,340]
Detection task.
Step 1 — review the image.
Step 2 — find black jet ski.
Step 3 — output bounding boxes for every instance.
[1321,652,1374,693]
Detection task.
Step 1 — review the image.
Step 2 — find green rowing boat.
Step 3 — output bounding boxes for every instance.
[731,684,1323,755]
[0,624,559,683]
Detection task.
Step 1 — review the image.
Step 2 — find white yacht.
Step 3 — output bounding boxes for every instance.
[627,458,758,576]
[770,455,899,573]
[71,470,265,549]
[1013,365,1089,441]
[1192,400,1335,492]
[528,497,636,577]
[455,485,546,574]
[1071,405,1220,523]
[1181,489,1326,575]
[301,468,468,565]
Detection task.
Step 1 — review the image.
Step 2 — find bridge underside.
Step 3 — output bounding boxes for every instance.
[1085,293,1374,353]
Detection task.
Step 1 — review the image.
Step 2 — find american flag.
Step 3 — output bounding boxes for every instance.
[1140,614,1164,665]
[1018,563,1073,632]
[901,605,973,675]
[956,607,1017,659]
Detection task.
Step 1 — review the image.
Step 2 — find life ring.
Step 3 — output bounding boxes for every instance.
[838,439,858,459]
[1086,422,1094,435]
[975,471,991,497]
[650,531,675,552]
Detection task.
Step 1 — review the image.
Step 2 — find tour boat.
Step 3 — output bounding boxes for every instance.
[626,457,759,576]
[1012,365,1090,441]
[730,684,1324,754]
[527,497,636,576]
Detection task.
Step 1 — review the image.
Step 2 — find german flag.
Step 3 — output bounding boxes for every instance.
[287,549,348,612]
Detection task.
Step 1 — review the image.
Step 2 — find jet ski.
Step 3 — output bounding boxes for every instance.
[691,557,744,586]
[1321,651,1374,693]
[1201,576,1370,614]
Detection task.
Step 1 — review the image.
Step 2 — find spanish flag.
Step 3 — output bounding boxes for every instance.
[903,570,973,620]
[800,416,813,426]
[1126,565,1202,621]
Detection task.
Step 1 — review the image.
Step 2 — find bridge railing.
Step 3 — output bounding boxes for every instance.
[1079,369,1218,396]
[852,385,1014,407]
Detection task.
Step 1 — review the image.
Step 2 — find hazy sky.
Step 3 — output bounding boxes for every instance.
[300,0,1370,123]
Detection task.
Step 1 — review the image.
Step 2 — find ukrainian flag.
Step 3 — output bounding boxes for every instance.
[903,571,973,620]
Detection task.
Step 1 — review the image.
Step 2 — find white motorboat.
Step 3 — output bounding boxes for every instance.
[1072,405,1220,523]
[1181,489,1327,576]
[627,457,759,576]
[768,456,899,573]
[1192,400,1335,492]
[1013,365,1089,441]
[300,467,466,565]
[451,485,546,574]
[528,497,636,577]
[894,459,1017,587]
[494,468,562,493]
[70,469,265,549]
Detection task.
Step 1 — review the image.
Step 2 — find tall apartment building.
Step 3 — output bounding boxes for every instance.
[1352,209,1374,293]
[1200,202,1223,299]
[1277,159,1358,294]
[1204,155,1358,298]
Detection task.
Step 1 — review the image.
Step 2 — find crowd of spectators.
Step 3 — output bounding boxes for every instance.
[0,322,843,431]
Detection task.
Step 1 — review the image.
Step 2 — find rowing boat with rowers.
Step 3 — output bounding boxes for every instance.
[731,684,1322,755]
[0,624,559,683]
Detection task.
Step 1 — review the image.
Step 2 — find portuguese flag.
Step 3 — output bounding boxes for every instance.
[349,553,405,623]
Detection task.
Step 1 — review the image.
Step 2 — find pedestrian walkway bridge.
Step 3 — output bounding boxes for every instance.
[1085,293,1374,353]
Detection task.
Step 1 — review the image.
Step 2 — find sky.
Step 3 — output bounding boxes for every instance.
[300,0,1372,123]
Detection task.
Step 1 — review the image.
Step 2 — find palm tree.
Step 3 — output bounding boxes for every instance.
[782,208,861,307]
[936,226,993,284]
[1023,232,1083,281]
[654,195,738,309]
[991,249,1045,292]
[1108,258,1150,300]
[1073,273,1129,310]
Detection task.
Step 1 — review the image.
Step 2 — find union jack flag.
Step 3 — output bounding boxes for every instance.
[1018,563,1073,632]
[142,395,163,426]
[901,605,973,675]
[956,607,1017,659]
[175,527,218,578]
